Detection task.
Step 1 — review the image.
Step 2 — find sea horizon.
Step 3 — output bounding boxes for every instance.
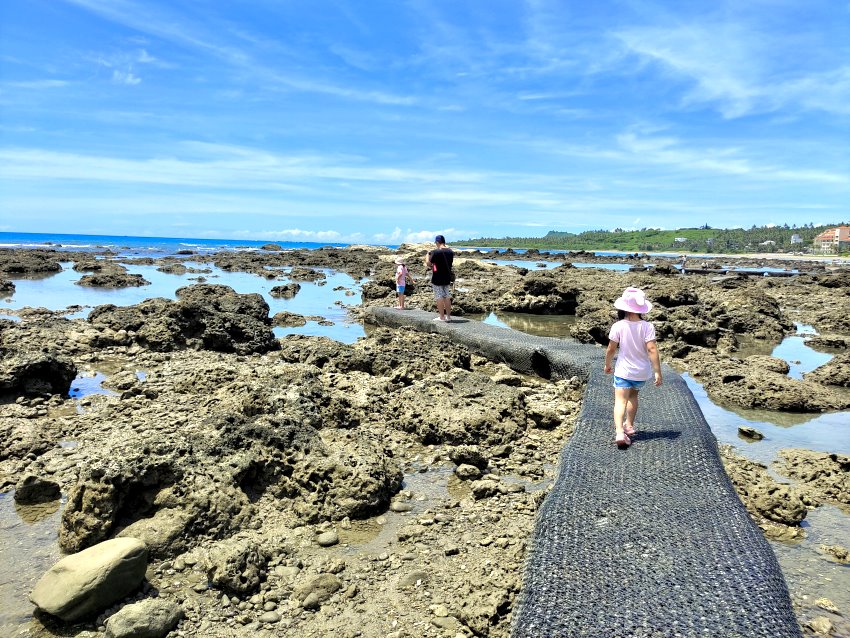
[0,230,356,257]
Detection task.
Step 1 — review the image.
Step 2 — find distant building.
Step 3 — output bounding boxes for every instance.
[759,240,776,246]
[705,237,715,245]
[674,237,687,243]
[813,226,850,254]
[790,234,802,244]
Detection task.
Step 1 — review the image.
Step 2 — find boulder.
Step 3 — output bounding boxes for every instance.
[105,598,183,638]
[30,538,148,621]
[76,273,150,288]
[806,353,850,387]
[291,573,342,608]
[448,445,488,470]
[207,537,268,595]
[745,355,790,375]
[270,283,301,299]
[272,311,307,327]
[0,351,77,397]
[14,475,61,504]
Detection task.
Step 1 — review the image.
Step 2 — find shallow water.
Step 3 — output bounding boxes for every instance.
[480,258,633,272]
[736,323,835,380]
[0,494,63,635]
[472,311,577,339]
[2,262,366,344]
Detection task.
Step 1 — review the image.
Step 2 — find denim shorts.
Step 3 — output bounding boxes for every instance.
[397,285,406,294]
[613,376,646,389]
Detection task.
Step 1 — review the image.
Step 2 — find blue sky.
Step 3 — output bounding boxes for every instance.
[1,0,848,245]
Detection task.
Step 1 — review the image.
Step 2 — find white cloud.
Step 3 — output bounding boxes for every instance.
[112,70,141,85]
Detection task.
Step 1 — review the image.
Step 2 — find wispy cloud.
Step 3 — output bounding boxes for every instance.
[615,131,850,184]
[0,145,486,188]
[4,80,70,89]
[112,70,141,85]
[615,22,850,117]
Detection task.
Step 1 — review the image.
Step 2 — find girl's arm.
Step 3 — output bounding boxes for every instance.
[646,340,662,386]
[604,340,617,373]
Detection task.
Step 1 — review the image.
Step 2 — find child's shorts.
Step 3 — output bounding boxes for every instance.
[397,285,406,294]
[613,376,646,389]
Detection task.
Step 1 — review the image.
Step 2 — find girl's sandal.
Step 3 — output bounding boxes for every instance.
[624,424,636,437]
[615,432,631,449]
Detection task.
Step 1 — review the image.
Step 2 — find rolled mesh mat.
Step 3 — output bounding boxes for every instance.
[366,307,801,638]
[366,308,600,379]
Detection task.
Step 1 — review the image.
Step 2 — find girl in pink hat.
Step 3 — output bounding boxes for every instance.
[604,287,663,448]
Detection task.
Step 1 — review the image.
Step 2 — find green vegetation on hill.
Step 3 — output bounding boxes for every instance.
[456,223,848,254]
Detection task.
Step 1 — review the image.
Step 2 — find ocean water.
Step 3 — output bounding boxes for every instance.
[0,231,355,258]
[2,259,365,342]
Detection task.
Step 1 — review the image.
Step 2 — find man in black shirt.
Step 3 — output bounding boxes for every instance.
[425,234,454,322]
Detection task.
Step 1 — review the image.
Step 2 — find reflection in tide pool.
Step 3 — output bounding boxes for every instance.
[570,262,634,271]
[682,373,849,464]
[476,312,577,339]
[68,372,116,399]
[0,493,63,634]
[771,323,834,380]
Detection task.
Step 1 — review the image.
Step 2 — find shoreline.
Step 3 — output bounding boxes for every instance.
[1,244,848,636]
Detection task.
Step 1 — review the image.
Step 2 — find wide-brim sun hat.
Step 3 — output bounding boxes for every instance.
[394,257,406,265]
[614,287,653,314]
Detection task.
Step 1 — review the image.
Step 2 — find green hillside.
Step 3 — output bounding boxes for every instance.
[456,223,847,254]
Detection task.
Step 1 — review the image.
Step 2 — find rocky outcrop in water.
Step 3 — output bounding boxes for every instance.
[86,284,279,354]
[0,249,64,275]
[684,349,850,411]
[76,273,151,288]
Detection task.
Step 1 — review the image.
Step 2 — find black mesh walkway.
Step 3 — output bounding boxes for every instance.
[365,308,801,638]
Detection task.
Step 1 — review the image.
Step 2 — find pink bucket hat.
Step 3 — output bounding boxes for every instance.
[614,287,653,314]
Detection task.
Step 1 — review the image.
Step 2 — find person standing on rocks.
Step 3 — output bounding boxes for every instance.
[394,257,414,310]
[603,287,662,448]
[425,235,454,322]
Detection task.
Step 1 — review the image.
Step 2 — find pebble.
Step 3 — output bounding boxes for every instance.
[390,501,414,513]
[317,531,339,547]
[806,617,833,635]
[258,611,281,624]
[814,597,839,613]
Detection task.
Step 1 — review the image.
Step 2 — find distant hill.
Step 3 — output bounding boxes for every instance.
[455,223,847,254]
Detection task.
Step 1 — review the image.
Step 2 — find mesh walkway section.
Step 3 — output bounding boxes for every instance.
[366,308,600,380]
[365,307,802,638]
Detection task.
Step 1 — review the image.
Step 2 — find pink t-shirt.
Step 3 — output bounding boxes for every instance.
[395,265,408,285]
[608,319,657,381]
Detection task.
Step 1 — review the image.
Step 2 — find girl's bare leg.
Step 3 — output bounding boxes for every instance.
[624,388,639,435]
[613,388,629,438]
